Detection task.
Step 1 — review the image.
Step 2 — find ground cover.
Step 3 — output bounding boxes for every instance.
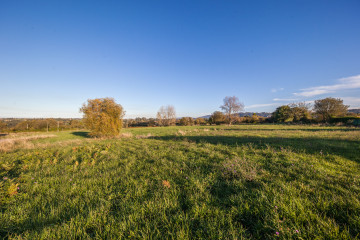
[1,125,359,239]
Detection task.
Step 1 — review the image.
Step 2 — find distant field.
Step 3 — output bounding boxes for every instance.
[1,125,360,239]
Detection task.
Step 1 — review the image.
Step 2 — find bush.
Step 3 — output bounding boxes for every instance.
[179,117,194,126]
[209,111,226,125]
[80,98,125,137]
[330,116,360,126]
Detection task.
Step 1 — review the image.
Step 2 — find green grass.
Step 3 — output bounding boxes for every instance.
[1,125,360,239]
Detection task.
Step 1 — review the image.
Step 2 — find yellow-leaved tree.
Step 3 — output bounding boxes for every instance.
[80,98,125,137]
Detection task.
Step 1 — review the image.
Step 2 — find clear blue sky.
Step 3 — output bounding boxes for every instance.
[1,0,360,118]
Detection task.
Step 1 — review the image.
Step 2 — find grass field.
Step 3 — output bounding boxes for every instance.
[1,125,360,239]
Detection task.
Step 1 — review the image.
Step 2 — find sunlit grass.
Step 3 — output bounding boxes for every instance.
[1,125,359,239]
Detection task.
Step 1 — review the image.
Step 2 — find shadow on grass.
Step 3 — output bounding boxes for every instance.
[0,133,8,137]
[71,131,90,138]
[152,135,360,164]
[0,204,85,239]
[223,128,360,132]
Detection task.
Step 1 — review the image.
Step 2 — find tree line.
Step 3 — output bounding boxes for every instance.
[1,96,358,137]
[0,118,83,133]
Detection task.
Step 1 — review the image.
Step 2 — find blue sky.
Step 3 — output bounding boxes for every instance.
[1,0,359,118]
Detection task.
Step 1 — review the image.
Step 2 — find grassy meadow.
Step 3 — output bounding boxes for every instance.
[0,125,360,239]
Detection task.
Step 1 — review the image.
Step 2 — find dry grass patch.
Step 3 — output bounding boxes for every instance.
[177,130,186,136]
[135,133,153,139]
[119,132,133,138]
[0,134,57,152]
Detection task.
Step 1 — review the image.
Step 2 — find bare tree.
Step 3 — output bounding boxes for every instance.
[157,105,176,126]
[220,96,244,125]
[156,106,166,126]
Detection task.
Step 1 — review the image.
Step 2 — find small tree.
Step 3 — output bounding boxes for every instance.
[250,113,259,123]
[179,117,194,126]
[80,98,125,137]
[220,96,244,125]
[314,97,349,122]
[273,105,293,123]
[195,118,206,125]
[209,111,226,125]
[157,105,176,126]
[289,102,311,123]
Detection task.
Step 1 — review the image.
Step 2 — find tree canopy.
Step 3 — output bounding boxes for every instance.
[209,111,226,125]
[314,97,349,122]
[80,98,125,137]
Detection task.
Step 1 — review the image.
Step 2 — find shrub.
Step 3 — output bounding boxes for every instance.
[209,111,226,125]
[194,118,207,125]
[80,98,125,137]
[179,117,194,126]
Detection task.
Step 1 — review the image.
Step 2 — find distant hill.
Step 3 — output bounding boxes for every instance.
[239,112,272,117]
[349,109,360,114]
[197,112,272,119]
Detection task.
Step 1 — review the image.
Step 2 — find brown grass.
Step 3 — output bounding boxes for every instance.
[135,133,153,139]
[0,135,56,152]
[177,130,186,136]
[120,132,133,138]
[0,135,89,153]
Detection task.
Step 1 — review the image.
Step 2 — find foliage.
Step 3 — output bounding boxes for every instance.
[156,105,176,126]
[314,97,349,122]
[80,98,125,137]
[179,117,194,126]
[209,111,226,125]
[194,118,207,125]
[0,120,7,132]
[272,103,311,123]
[272,105,293,122]
[289,102,311,122]
[330,116,360,125]
[220,96,244,124]
[1,119,83,132]
[124,117,156,128]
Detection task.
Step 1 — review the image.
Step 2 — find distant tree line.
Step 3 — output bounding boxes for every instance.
[270,97,359,125]
[1,96,359,136]
[0,118,84,133]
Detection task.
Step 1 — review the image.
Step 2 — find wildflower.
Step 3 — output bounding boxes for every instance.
[276,232,279,235]
[70,179,72,181]
[3,177,8,180]
[295,230,299,233]
[186,177,188,179]
[17,187,20,190]
[275,206,278,209]
[34,182,38,183]
[31,177,34,180]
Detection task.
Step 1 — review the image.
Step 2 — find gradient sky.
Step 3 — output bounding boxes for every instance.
[1,0,360,118]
